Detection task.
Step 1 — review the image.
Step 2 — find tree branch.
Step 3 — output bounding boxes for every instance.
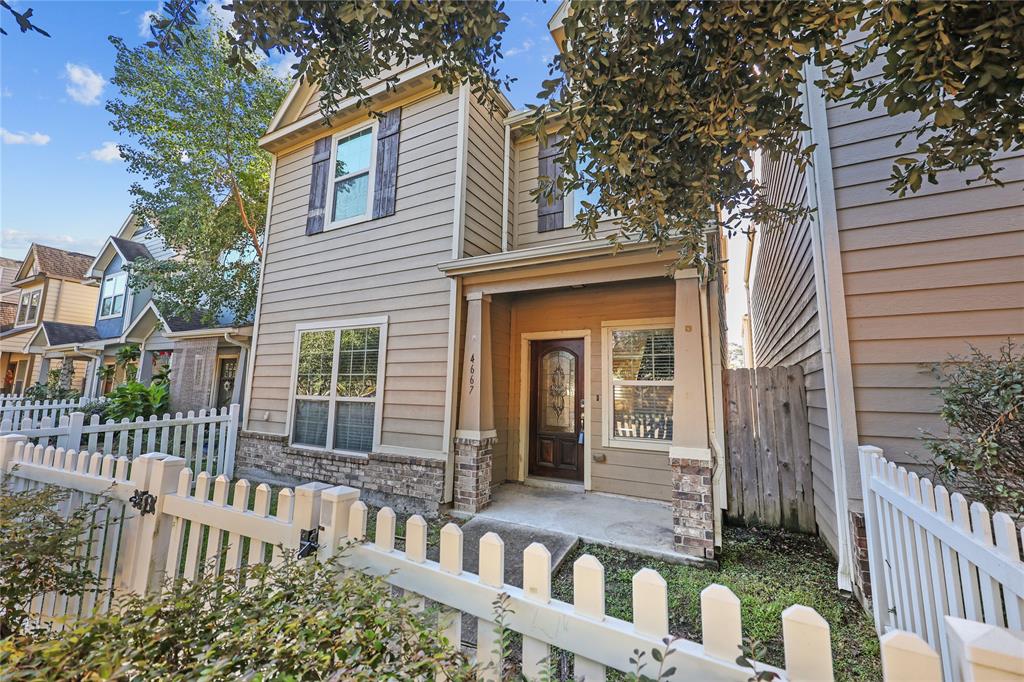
[231,179,263,259]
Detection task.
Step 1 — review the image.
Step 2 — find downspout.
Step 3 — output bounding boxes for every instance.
[803,63,858,592]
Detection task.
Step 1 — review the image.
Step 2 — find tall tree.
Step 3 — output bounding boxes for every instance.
[150,1,1023,268]
[108,20,287,324]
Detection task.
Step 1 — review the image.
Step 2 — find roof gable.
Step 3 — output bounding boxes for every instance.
[15,244,95,283]
[87,235,154,279]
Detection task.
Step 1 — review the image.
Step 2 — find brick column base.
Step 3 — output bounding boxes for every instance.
[454,436,495,513]
[850,511,872,608]
[670,455,715,560]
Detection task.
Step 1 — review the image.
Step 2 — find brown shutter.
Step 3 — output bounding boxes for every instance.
[305,135,332,235]
[536,134,564,232]
[372,107,402,219]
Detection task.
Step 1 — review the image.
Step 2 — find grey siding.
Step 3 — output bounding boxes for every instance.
[462,95,505,257]
[826,94,1024,483]
[247,89,460,455]
[750,150,837,551]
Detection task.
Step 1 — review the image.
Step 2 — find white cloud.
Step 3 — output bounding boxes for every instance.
[504,39,535,58]
[273,53,300,79]
[88,141,122,163]
[1,229,106,256]
[2,87,11,98]
[138,9,159,37]
[64,63,106,105]
[0,127,50,145]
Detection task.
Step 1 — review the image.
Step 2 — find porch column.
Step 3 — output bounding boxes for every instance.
[137,347,154,384]
[453,292,496,513]
[231,345,249,409]
[82,358,97,399]
[670,271,715,561]
[35,356,51,384]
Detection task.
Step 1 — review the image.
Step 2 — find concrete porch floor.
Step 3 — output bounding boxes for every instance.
[472,482,685,563]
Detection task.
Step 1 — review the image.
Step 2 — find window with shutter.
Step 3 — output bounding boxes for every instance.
[372,107,401,219]
[536,134,565,232]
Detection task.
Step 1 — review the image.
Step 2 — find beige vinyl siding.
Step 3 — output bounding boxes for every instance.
[503,278,676,501]
[42,280,99,327]
[247,89,460,454]
[826,95,1024,483]
[490,297,513,484]
[511,136,621,250]
[462,95,505,257]
[750,150,837,552]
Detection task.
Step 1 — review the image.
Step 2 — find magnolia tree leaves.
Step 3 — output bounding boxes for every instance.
[108,22,288,325]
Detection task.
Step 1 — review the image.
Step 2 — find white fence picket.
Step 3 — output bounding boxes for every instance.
[859,445,1024,681]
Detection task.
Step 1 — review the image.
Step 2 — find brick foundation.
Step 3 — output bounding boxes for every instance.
[670,454,715,560]
[453,436,494,513]
[850,510,872,607]
[236,431,446,516]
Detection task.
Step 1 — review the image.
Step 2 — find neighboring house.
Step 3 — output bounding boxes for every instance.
[746,65,1024,598]
[0,244,99,394]
[0,256,21,331]
[24,215,253,412]
[238,6,728,561]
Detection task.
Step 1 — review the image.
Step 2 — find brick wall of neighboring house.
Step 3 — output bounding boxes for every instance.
[0,302,15,331]
[236,431,447,516]
[850,511,872,605]
[169,336,218,413]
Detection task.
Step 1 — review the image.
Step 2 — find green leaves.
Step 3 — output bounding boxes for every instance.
[108,23,286,326]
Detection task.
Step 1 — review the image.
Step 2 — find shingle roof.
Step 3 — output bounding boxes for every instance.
[32,244,95,280]
[0,257,21,269]
[41,321,101,346]
[110,236,153,263]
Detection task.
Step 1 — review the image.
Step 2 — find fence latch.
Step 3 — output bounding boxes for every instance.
[297,527,319,559]
[129,489,157,516]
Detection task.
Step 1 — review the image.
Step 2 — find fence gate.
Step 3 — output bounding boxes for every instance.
[725,366,815,532]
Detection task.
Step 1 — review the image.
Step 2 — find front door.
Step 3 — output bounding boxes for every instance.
[529,338,584,481]
[215,356,238,408]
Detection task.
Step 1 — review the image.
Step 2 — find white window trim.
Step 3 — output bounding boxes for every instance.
[286,315,389,457]
[98,272,128,320]
[15,286,42,327]
[601,318,675,453]
[324,120,378,232]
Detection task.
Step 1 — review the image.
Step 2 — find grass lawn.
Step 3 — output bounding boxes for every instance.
[550,525,881,681]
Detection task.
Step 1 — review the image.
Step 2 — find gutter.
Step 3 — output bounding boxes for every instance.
[437,238,668,277]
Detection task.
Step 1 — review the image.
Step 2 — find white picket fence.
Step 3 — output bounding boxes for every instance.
[0,396,97,426]
[0,404,239,478]
[859,445,1024,681]
[3,434,1021,681]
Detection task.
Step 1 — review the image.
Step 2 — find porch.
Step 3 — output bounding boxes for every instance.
[440,244,727,561]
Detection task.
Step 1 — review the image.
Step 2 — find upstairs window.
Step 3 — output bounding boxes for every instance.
[99,272,127,318]
[329,126,375,226]
[604,323,675,449]
[15,288,41,326]
[291,319,386,454]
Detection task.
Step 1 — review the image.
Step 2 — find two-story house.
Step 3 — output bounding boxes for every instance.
[0,244,99,394]
[237,12,727,561]
[24,215,253,412]
[746,62,1024,598]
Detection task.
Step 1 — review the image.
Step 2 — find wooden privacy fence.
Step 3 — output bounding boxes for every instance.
[726,366,815,532]
[0,404,239,478]
[859,445,1024,681]
[0,396,99,426]
[4,434,1021,681]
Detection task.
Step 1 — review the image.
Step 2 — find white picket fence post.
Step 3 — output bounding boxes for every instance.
[860,444,1024,680]
[944,617,1024,682]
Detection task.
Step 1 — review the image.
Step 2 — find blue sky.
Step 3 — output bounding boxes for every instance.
[0,0,558,261]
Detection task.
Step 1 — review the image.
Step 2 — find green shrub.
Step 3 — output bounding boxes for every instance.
[0,555,475,680]
[926,343,1024,518]
[0,475,100,638]
[104,381,169,422]
[22,369,81,403]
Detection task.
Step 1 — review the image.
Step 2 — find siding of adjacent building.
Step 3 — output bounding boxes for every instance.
[826,93,1024,493]
[501,278,677,501]
[749,150,837,552]
[43,280,99,327]
[247,88,460,455]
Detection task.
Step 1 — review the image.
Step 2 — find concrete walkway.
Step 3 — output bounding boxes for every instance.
[475,483,681,562]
